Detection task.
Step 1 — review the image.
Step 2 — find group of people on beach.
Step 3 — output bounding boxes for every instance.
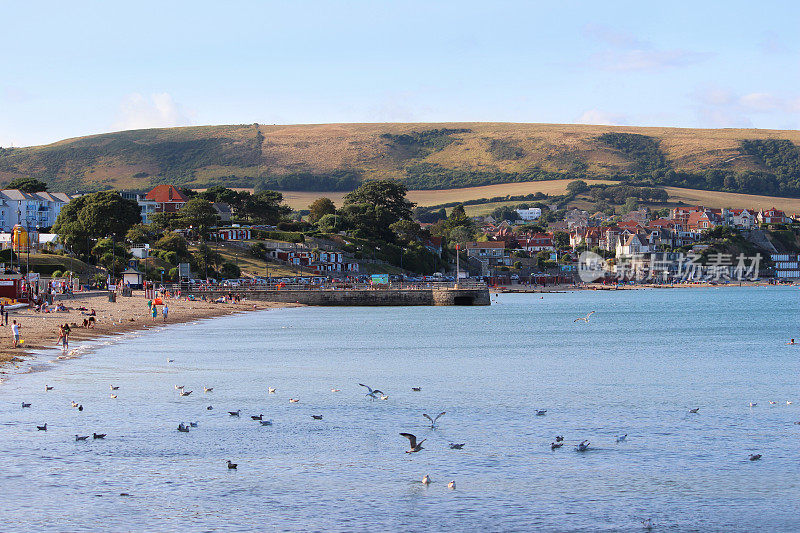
[147,299,168,322]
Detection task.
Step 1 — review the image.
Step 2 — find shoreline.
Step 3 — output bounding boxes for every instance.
[0,291,300,373]
[492,281,794,293]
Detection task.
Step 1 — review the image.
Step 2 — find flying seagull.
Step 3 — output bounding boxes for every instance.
[400,432,426,453]
[359,383,383,401]
[110,394,117,399]
[423,412,446,428]
[574,311,595,323]
[189,421,198,427]
[175,385,184,390]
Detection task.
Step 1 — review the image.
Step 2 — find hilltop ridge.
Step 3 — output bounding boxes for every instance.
[1,122,800,197]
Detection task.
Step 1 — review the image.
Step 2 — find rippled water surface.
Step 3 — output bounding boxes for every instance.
[2,287,800,532]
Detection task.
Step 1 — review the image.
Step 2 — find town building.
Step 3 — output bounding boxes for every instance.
[465,241,512,275]
[121,191,159,224]
[145,185,188,213]
[758,207,792,225]
[515,207,542,221]
[0,190,75,231]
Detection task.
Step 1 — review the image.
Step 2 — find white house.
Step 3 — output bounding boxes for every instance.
[615,234,650,258]
[0,190,75,231]
[516,207,542,221]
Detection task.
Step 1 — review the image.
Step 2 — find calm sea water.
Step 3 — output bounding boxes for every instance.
[2,287,800,532]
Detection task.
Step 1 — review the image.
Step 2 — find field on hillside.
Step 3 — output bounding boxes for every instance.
[3,122,800,194]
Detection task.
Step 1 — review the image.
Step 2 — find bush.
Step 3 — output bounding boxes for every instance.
[220,262,241,279]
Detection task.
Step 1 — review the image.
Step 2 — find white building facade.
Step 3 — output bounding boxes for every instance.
[0,190,74,231]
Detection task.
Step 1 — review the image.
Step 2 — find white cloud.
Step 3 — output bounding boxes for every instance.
[690,87,800,127]
[113,92,193,131]
[584,23,707,72]
[739,92,781,112]
[576,109,628,126]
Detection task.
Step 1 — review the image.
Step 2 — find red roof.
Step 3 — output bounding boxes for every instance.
[466,241,506,249]
[146,185,188,204]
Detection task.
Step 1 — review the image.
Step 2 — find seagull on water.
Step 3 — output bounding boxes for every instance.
[769,401,777,405]
[574,311,595,323]
[289,398,299,403]
[423,412,446,429]
[749,454,762,461]
[93,433,106,439]
[180,390,192,396]
[422,474,431,485]
[251,414,263,420]
[75,435,89,441]
[227,460,237,469]
[411,387,421,392]
[189,421,198,427]
[260,420,273,426]
[228,410,240,417]
[207,405,213,410]
[175,385,184,390]
[689,408,700,414]
[448,480,456,490]
[203,387,213,393]
[177,423,189,432]
[749,402,757,407]
[110,385,119,390]
[359,383,383,401]
[536,409,547,416]
[21,402,31,408]
[37,424,47,431]
[331,388,341,392]
[78,405,83,411]
[616,434,627,443]
[45,385,54,391]
[311,415,323,420]
[576,440,590,452]
[555,435,564,442]
[400,432,426,453]
[551,442,564,450]
[268,387,276,394]
[380,394,389,400]
[449,443,465,449]
[71,401,79,408]
[110,394,117,399]
[787,401,793,405]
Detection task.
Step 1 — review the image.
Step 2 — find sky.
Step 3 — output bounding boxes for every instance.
[1,0,799,147]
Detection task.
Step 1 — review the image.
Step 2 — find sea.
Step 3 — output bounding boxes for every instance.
[1,286,799,532]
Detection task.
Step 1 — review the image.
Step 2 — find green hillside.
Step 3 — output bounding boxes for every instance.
[2,122,800,197]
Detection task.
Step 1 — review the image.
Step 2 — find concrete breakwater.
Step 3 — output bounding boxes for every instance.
[193,286,490,306]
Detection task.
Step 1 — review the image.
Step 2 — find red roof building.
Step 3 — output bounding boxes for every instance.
[145,185,189,213]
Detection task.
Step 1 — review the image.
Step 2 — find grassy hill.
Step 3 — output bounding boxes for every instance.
[2,122,800,196]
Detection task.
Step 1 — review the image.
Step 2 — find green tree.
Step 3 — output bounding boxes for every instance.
[53,191,141,259]
[553,231,569,249]
[316,213,341,233]
[239,191,292,224]
[7,177,48,192]
[126,223,155,245]
[448,226,475,245]
[566,180,589,194]
[446,204,473,229]
[390,219,424,243]
[343,180,414,222]
[308,197,337,223]
[175,198,220,238]
[489,205,520,222]
[154,233,191,261]
[91,238,131,275]
[220,262,241,279]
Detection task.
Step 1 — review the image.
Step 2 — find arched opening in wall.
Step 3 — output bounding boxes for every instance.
[453,296,474,306]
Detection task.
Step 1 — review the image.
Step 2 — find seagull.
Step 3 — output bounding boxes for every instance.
[380,394,389,400]
[787,401,793,405]
[400,432,426,453]
[93,433,106,439]
[71,401,79,408]
[37,424,47,431]
[449,443,465,449]
[536,409,547,416]
[207,405,213,410]
[260,420,273,426]
[268,387,276,394]
[45,385,54,391]
[203,387,213,393]
[422,474,431,485]
[411,387,421,392]
[78,405,83,411]
[641,518,654,531]
[448,480,456,490]
[110,394,117,399]
[689,408,700,414]
[21,402,31,408]
[110,385,119,390]
[555,435,564,442]
[311,415,323,420]
[359,383,383,401]
[574,311,595,323]
[226,460,237,469]
[228,410,240,417]
[75,435,89,441]
[616,434,627,443]
[749,402,757,407]
[289,398,299,403]
[749,454,762,461]
[177,423,189,432]
[167,359,174,363]
[423,412,446,428]
[331,388,341,392]
[769,401,777,405]
[576,440,590,452]
[189,421,198,427]
[174,385,184,390]
[179,390,192,396]
[251,414,263,420]
[551,442,564,450]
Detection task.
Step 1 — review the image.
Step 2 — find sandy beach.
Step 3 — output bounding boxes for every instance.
[0,291,298,371]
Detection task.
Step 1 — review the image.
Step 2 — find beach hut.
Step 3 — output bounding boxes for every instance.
[122,267,144,289]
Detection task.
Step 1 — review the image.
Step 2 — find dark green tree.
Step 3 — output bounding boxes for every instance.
[239,191,292,224]
[175,198,220,238]
[53,191,141,259]
[7,177,48,192]
[343,180,414,222]
[91,238,131,275]
[308,197,337,223]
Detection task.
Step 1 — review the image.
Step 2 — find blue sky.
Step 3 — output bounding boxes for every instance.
[1,1,799,147]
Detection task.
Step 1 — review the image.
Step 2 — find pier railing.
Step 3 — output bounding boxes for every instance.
[168,280,487,293]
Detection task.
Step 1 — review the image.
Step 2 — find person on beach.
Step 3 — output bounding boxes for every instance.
[162,304,168,322]
[11,320,20,348]
[788,339,796,345]
[58,323,69,353]
[147,299,153,312]
[0,302,4,324]
[152,305,158,321]
[4,309,8,326]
